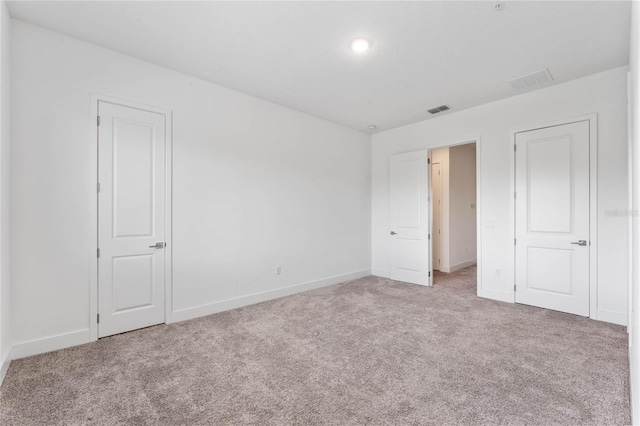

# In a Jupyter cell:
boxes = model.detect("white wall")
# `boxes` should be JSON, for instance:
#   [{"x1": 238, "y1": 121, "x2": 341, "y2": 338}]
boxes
[
  {"x1": 373, "y1": 66, "x2": 629, "y2": 325},
  {"x1": 0, "y1": 0, "x2": 10, "y2": 380},
  {"x1": 10, "y1": 20, "x2": 371, "y2": 356},
  {"x1": 448, "y1": 143, "x2": 477, "y2": 270},
  {"x1": 628, "y1": 0, "x2": 639, "y2": 422}
]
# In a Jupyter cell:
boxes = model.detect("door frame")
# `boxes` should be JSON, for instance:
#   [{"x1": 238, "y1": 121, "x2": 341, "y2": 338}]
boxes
[
  {"x1": 510, "y1": 113, "x2": 598, "y2": 317},
  {"x1": 426, "y1": 137, "x2": 482, "y2": 291},
  {"x1": 88, "y1": 94, "x2": 174, "y2": 341}
]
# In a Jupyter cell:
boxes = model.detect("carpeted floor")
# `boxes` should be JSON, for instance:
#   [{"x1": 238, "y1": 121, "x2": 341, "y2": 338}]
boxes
[{"x1": 0, "y1": 266, "x2": 630, "y2": 425}]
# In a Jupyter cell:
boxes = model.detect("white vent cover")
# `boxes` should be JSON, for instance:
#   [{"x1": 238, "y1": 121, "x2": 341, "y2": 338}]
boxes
[
  {"x1": 509, "y1": 68, "x2": 553, "y2": 90},
  {"x1": 427, "y1": 104, "x2": 451, "y2": 115}
]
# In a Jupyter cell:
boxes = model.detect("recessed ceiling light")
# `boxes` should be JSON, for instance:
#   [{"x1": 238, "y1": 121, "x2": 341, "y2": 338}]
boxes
[
  {"x1": 351, "y1": 39, "x2": 370, "y2": 53},
  {"x1": 368, "y1": 125, "x2": 377, "y2": 131}
]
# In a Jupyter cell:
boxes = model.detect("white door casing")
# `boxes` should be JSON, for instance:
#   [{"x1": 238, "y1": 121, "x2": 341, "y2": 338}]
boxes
[
  {"x1": 390, "y1": 150, "x2": 430, "y2": 286},
  {"x1": 432, "y1": 162, "x2": 442, "y2": 272},
  {"x1": 515, "y1": 120, "x2": 590, "y2": 316},
  {"x1": 98, "y1": 101, "x2": 167, "y2": 337}
]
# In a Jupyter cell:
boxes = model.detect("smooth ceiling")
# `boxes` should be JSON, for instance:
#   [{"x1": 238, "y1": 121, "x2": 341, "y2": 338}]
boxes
[{"x1": 7, "y1": 1, "x2": 631, "y2": 132}]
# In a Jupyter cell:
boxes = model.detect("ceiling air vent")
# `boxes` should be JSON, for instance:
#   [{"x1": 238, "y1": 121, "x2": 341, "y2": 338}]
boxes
[
  {"x1": 427, "y1": 104, "x2": 450, "y2": 115},
  {"x1": 509, "y1": 68, "x2": 553, "y2": 90}
]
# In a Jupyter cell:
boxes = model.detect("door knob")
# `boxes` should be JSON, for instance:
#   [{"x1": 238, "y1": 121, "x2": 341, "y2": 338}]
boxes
[
  {"x1": 149, "y1": 242, "x2": 166, "y2": 249},
  {"x1": 390, "y1": 231, "x2": 397, "y2": 235},
  {"x1": 570, "y1": 240, "x2": 588, "y2": 246}
]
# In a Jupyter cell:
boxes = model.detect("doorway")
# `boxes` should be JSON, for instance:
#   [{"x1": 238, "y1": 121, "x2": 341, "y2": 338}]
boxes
[
  {"x1": 388, "y1": 142, "x2": 480, "y2": 289},
  {"x1": 91, "y1": 96, "x2": 173, "y2": 339},
  {"x1": 430, "y1": 142, "x2": 478, "y2": 286}
]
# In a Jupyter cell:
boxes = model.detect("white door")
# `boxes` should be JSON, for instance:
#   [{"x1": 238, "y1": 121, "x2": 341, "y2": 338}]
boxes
[
  {"x1": 98, "y1": 101, "x2": 167, "y2": 337},
  {"x1": 515, "y1": 120, "x2": 590, "y2": 316},
  {"x1": 390, "y1": 150, "x2": 430, "y2": 286},
  {"x1": 431, "y1": 162, "x2": 442, "y2": 272}
]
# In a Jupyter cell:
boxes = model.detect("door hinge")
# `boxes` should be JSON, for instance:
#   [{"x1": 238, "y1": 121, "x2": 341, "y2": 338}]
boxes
[
  {"x1": 514, "y1": 238, "x2": 516, "y2": 245},
  {"x1": 514, "y1": 284, "x2": 516, "y2": 291},
  {"x1": 97, "y1": 182, "x2": 101, "y2": 193},
  {"x1": 514, "y1": 144, "x2": 517, "y2": 152},
  {"x1": 97, "y1": 248, "x2": 100, "y2": 258},
  {"x1": 428, "y1": 234, "x2": 431, "y2": 240},
  {"x1": 97, "y1": 314, "x2": 100, "y2": 324},
  {"x1": 429, "y1": 271, "x2": 431, "y2": 277},
  {"x1": 97, "y1": 116, "x2": 100, "y2": 126},
  {"x1": 428, "y1": 158, "x2": 431, "y2": 164}
]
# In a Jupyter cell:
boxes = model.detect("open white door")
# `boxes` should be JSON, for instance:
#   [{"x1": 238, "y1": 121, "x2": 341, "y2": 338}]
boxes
[
  {"x1": 98, "y1": 101, "x2": 167, "y2": 337},
  {"x1": 515, "y1": 120, "x2": 590, "y2": 316},
  {"x1": 390, "y1": 150, "x2": 430, "y2": 286}
]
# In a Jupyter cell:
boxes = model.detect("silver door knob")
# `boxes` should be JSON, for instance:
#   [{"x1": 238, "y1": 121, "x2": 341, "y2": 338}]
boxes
[
  {"x1": 390, "y1": 231, "x2": 397, "y2": 235},
  {"x1": 570, "y1": 240, "x2": 587, "y2": 246},
  {"x1": 149, "y1": 242, "x2": 166, "y2": 249}
]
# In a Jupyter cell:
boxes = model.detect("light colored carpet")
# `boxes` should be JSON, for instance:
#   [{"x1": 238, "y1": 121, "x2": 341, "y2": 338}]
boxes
[{"x1": 0, "y1": 266, "x2": 630, "y2": 425}]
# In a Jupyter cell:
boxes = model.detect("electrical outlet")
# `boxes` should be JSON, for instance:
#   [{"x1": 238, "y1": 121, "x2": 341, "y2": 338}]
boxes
[
  {"x1": 495, "y1": 269, "x2": 502, "y2": 277},
  {"x1": 275, "y1": 265, "x2": 282, "y2": 275}
]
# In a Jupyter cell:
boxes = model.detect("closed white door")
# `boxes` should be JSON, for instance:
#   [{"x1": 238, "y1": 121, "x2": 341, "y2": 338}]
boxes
[
  {"x1": 515, "y1": 120, "x2": 590, "y2": 316},
  {"x1": 431, "y1": 163, "x2": 442, "y2": 271},
  {"x1": 98, "y1": 101, "x2": 167, "y2": 337},
  {"x1": 390, "y1": 150, "x2": 430, "y2": 286}
]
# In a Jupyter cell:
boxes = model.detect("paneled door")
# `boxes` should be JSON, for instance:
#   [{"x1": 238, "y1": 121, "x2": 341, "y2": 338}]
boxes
[
  {"x1": 515, "y1": 120, "x2": 590, "y2": 316},
  {"x1": 390, "y1": 150, "x2": 430, "y2": 286},
  {"x1": 98, "y1": 101, "x2": 167, "y2": 337},
  {"x1": 431, "y1": 162, "x2": 442, "y2": 272}
]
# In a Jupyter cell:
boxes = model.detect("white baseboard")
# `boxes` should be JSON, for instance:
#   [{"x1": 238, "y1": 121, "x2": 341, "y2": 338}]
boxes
[
  {"x1": 371, "y1": 269, "x2": 390, "y2": 278},
  {"x1": 478, "y1": 287, "x2": 514, "y2": 303},
  {"x1": 171, "y1": 269, "x2": 371, "y2": 323},
  {"x1": 596, "y1": 308, "x2": 628, "y2": 326},
  {"x1": 6, "y1": 271, "x2": 371, "y2": 362},
  {"x1": 11, "y1": 329, "x2": 91, "y2": 360},
  {"x1": 0, "y1": 349, "x2": 10, "y2": 387},
  {"x1": 440, "y1": 259, "x2": 478, "y2": 273}
]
